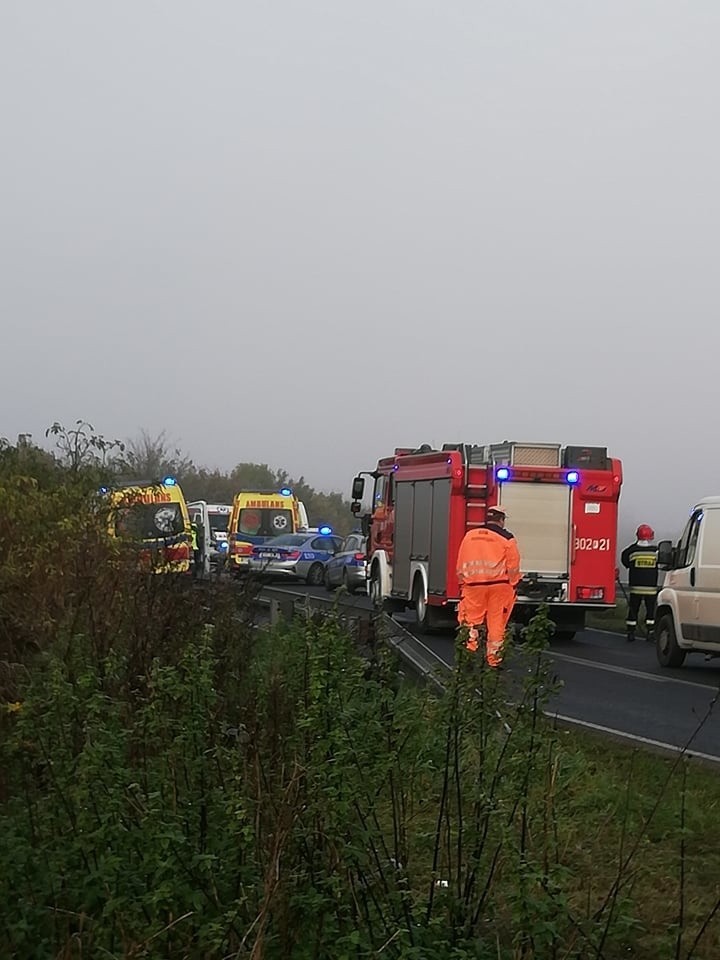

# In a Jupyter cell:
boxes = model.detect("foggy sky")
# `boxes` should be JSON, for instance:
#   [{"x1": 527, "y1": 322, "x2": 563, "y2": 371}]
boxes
[{"x1": 2, "y1": 1, "x2": 719, "y2": 544}]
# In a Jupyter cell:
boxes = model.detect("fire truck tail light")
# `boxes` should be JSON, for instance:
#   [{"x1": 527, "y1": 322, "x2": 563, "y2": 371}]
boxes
[
  {"x1": 567, "y1": 471, "x2": 580, "y2": 485},
  {"x1": 577, "y1": 586, "x2": 604, "y2": 601},
  {"x1": 496, "y1": 467, "x2": 510, "y2": 482}
]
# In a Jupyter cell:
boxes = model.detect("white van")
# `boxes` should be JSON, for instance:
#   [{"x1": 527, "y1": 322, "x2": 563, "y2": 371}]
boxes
[{"x1": 655, "y1": 497, "x2": 720, "y2": 667}]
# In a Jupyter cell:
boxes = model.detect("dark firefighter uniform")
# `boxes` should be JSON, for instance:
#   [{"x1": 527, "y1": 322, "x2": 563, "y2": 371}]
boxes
[{"x1": 620, "y1": 524, "x2": 658, "y2": 642}]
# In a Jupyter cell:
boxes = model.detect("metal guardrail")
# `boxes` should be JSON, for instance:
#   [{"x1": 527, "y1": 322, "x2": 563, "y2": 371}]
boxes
[{"x1": 255, "y1": 586, "x2": 451, "y2": 693}]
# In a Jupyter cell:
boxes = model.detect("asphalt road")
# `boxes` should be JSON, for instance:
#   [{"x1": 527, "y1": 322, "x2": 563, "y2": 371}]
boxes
[{"x1": 262, "y1": 583, "x2": 720, "y2": 763}]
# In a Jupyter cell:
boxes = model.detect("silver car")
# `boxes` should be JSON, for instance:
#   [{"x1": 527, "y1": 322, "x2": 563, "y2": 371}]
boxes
[
  {"x1": 249, "y1": 532, "x2": 344, "y2": 585},
  {"x1": 324, "y1": 533, "x2": 368, "y2": 594}
]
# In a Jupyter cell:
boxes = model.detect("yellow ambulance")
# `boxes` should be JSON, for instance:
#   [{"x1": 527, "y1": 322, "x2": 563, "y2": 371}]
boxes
[
  {"x1": 227, "y1": 487, "x2": 309, "y2": 574},
  {"x1": 104, "y1": 476, "x2": 193, "y2": 574}
]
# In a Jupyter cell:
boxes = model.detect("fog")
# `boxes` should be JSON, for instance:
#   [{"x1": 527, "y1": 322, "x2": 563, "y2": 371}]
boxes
[{"x1": 2, "y1": 1, "x2": 719, "y2": 546}]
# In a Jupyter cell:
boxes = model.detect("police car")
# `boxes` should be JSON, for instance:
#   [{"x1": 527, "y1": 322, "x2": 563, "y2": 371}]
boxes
[{"x1": 248, "y1": 527, "x2": 343, "y2": 585}]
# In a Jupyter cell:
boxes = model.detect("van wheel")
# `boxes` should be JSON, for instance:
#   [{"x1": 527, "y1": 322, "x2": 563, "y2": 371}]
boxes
[
  {"x1": 307, "y1": 563, "x2": 324, "y2": 587},
  {"x1": 413, "y1": 579, "x2": 437, "y2": 634},
  {"x1": 656, "y1": 614, "x2": 686, "y2": 668}
]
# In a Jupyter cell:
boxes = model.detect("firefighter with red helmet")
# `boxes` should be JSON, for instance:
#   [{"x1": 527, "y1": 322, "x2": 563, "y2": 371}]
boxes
[
  {"x1": 621, "y1": 524, "x2": 659, "y2": 642},
  {"x1": 456, "y1": 505, "x2": 522, "y2": 668}
]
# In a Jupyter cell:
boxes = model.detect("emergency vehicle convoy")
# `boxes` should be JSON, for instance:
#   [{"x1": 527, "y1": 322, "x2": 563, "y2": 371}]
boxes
[
  {"x1": 103, "y1": 476, "x2": 193, "y2": 575},
  {"x1": 227, "y1": 488, "x2": 310, "y2": 575},
  {"x1": 350, "y1": 441, "x2": 623, "y2": 638}
]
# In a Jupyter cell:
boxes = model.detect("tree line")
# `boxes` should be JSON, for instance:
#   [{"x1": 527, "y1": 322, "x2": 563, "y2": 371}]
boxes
[{"x1": 1, "y1": 422, "x2": 356, "y2": 535}]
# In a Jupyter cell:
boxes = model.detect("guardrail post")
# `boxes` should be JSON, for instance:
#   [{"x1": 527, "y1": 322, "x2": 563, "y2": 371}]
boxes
[{"x1": 269, "y1": 597, "x2": 295, "y2": 625}]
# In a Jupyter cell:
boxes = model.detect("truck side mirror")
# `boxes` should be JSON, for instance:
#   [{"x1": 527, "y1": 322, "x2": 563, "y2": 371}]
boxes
[
  {"x1": 350, "y1": 502, "x2": 361, "y2": 515},
  {"x1": 657, "y1": 540, "x2": 674, "y2": 569},
  {"x1": 351, "y1": 476, "x2": 365, "y2": 501}
]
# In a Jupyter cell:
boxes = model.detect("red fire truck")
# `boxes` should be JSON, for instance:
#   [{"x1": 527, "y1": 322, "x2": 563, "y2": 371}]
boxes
[{"x1": 350, "y1": 441, "x2": 623, "y2": 638}]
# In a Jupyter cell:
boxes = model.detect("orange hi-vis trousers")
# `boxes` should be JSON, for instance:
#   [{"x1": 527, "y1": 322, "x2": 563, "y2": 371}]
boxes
[{"x1": 458, "y1": 582, "x2": 516, "y2": 667}]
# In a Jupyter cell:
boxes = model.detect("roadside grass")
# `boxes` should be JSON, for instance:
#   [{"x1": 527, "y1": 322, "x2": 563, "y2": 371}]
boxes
[
  {"x1": 586, "y1": 596, "x2": 631, "y2": 635},
  {"x1": 545, "y1": 727, "x2": 720, "y2": 960},
  {"x1": 3, "y1": 591, "x2": 720, "y2": 959}
]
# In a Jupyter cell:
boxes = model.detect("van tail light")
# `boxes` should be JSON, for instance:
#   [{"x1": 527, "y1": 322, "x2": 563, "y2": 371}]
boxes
[
  {"x1": 165, "y1": 543, "x2": 190, "y2": 563},
  {"x1": 577, "y1": 586, "x2": 604, "y2": 601}
]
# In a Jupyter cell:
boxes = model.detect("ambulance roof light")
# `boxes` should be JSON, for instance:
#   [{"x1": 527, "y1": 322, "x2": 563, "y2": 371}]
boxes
[
  {"x1": 567, "y1": 471, "x2": 580, "y2": 485},
  {"x1": 496, "y1": 467, "x2": 510, "y2": 482},
  {"x1": 280, "y1": 487, "x2": 292, "y2": 496},
  {"x1": 163, "y1": 476, "x2": 177, "y2": 486}
]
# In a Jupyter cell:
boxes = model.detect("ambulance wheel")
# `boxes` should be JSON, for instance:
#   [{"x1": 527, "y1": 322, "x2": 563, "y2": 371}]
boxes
[
  {"x1": 413, "y1": 579, "x2": 437, "y2": 634},
  {"x1": 656, "y1": 614, "x2": 686, "y2": 668},
  {"x1": 306, "y1": 563, "x2": 325, "y2": 587}
]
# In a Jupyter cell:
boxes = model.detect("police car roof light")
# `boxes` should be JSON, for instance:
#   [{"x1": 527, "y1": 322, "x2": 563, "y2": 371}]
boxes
[
  {"x1": 163, "y1": 476, "x2": 177, "y2": 486},
  {"x1": 496, "y1": 467, "x2": 510, "y2": 482},
  {"x1": 566, "y1": 471, "x2": 580, "y2": 485},
  {"x1": 319, "y1": 525, "x2": 333, "y2": 535}
]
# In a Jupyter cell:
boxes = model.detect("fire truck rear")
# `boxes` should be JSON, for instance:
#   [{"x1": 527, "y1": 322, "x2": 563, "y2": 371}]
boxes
[{"x1": 350, "y1": 442, "x2": 623, "y2": 638}]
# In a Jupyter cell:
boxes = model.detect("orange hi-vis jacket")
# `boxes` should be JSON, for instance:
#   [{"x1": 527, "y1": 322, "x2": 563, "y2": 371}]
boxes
[{"x1": 456, "y1": 523, "x2": 522, "y2": 588}]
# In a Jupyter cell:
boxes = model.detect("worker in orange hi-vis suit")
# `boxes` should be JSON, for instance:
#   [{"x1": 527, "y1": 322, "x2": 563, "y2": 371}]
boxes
[{"x1": 456, "y1": 504, "x2": 522, "y2": 668}]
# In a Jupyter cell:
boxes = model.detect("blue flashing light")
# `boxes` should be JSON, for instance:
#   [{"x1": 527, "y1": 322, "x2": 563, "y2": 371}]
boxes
[
  {"x1": 496, "y1": 467, "x2": 510, "y2": 482},
  {"x1": 319, "y1": 525, "x2": 333, "y2": 536},
  {"x1": 279, "y1": 487, "x2": 292, "y2": 497},
  {"x1": 566, "y1": 471, "x2": 580, "y2": 485},
  {"x1": 99, "y1": 486, "x2": 109, "y2": 495},
  {"x1": 163, "y1": 476, "x2": 177, "y2": 486}
]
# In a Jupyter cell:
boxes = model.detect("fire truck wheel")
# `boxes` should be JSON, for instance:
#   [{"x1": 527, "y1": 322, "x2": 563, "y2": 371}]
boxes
[
  {"x1": 413, "y1": 579, "x2": 437, "y2": 633},
  {"x1": 656, "y1": 614, "x2": 686, "y2": 668},
  {"x1": 369, "y1": 567, "x2": 383, "y2": 608},
  {"x1": 306, "y1": 563, "x2": 325, "y2": 587}
]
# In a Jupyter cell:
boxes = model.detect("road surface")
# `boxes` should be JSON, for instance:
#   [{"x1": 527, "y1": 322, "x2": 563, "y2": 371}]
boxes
[{"x1": 260, "y1": 583, "x2": 720, "y2": 763}]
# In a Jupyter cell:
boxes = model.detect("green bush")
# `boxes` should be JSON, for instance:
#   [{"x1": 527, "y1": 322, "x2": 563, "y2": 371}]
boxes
[{"x1": 0, "y1": 596, "x2": 649, "y2": 958}]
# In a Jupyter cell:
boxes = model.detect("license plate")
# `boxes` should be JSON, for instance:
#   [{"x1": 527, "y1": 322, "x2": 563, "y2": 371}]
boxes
[{"x1": 258, "y1": 551, "x2": 281, "y2": 560}]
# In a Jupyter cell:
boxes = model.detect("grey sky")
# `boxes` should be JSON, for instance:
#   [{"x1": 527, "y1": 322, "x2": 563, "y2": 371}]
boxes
[{"x1": 2, "y1": 1, "x2": 719, "y2": 542}]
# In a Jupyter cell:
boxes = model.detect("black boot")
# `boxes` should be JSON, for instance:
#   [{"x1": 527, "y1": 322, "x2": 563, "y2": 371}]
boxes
[{"x1": 626, "y1": 630, "x2": 635, "y2": 643}]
